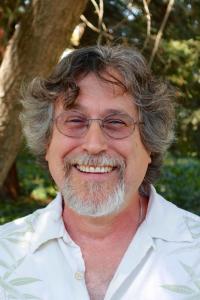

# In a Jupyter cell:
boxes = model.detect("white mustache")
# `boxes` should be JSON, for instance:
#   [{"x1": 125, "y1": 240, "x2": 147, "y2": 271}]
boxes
[{"x1": 63, "y1": 153, "x2": 125, "y2": 175}]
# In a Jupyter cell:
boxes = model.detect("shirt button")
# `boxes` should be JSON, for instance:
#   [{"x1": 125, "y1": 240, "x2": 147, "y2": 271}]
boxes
[{"x1": 74, "y1": 271, "x2": 84, "y2": 280}]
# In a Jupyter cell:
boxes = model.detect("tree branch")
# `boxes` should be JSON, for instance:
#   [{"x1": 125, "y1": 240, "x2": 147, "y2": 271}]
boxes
[
  {"x1": 97, "y1": 0, "x2": 104, "y2": 44},
  {"x1": 80, "y1": 14, "x2": 113, "y2": 40},
  {"x1": 80, "y1": 14, "x2": 99, "y2": 33},
  {"x1": 89, "y1": 0, "x2": 107, "y2": 44},
  {"x1": 81, "y1": 0, "x2": 113, "y2": 43},
  {"x1": 149, "y1": 0, "x2": 175, "y2": 67},
  {"x1": 142, "y1": 0, "x2": 151, "y2": 51}
]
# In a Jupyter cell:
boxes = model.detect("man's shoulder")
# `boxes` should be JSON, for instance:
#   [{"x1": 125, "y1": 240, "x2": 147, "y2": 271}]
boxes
[
  {"x1": 0, "y1": 211, "x2": 35, "y2": 231},
  {"x1": 0, "y1": 204, "x2": 47, "y2": 232},
  {"x1": 0, "y1": 206, "x2": 47, "y2": 260},
  {"x1": 149, "y1": 188, "x2": 200, "y2": 245},
  {"x1": 179, "y1": 206, "x2": 200, "y2": 240},
  {"x1": 164, "y1": 196, "x2": 200, "y2": 246},
  {"x1": 163, "y1": 195, "x2": 200, "y2": 222},
  {"x1": 163, "y1": 195, "x2": 200, "y2": 232},
  {"x1": 0, "y1": 194, "x2": 62, "y2": 259},
  {"x1": 0, "y1": 206, "x2": 51, "y2": 300}
]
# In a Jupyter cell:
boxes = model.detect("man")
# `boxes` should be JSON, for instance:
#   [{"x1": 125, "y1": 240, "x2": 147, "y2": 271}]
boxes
[{"x1": 0, "y1": 45, "x2": 199, "y2": 300}]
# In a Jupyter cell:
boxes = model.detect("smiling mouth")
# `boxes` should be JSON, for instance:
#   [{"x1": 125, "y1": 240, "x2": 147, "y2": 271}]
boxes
[{"x1": 74, "y1": 164, "x2": 115, "y2": 173}]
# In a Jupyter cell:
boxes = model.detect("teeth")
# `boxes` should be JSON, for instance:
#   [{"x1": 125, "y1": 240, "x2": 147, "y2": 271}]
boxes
[{"x1": 76, "y1": 165, "x2": 113, "y2": 173}]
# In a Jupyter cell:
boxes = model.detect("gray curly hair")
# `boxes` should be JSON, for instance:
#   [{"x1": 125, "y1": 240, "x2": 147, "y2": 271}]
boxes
[{"x1": 20, "y1": 45, "x2": 175, "y2": 196}]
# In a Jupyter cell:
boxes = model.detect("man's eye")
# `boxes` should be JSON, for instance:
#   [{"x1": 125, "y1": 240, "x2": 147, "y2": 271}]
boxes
[
  {"x1": 62, "y1": 117, "x2": 86, "y2": 129},
  {"x1": 105, "y1": 119, "x2": 127, "y2": 126},
  {"x1": 65, "y1": 117, "x2": 85, "y2": 123}
]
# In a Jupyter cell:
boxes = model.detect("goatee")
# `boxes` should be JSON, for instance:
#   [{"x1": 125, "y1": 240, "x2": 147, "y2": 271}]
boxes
[{"x1": 61, "y1": 153, "x2": 126, "y2": 217}]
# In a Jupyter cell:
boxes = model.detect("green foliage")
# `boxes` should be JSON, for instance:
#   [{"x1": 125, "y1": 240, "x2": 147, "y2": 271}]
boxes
[
  {"x1": 156, "y1": 156, "x2": 200, "y2": 214},
  {"x1": 154, "y1": 39, "x2": 200, "y2": 158},
  {"x1": 16, "y1": 147, "x2": 56, "y2": 200},
  {"x1": 0, "y1": 148, "x2": 56, "y2": 225}
]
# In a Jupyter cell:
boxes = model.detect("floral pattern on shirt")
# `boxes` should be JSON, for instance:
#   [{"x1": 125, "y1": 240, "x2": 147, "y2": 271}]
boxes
[
  {"x1": 0, "y1": 214, "x2": 42, "y2": 300},
  {"x1": 161, "y1": 217, "x2": 200, "y2": 299}
]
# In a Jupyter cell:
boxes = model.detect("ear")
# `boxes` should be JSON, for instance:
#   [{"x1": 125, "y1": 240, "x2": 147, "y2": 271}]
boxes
[
  {"x1": 45, "y1": 143, "x2": 50, "y2": 161},
  {"x1": 148, "y1": 152, "x2": 152, "y2": 164},
  {"x1": 45, "y1": 152, "x2": 49, "y2": 161}
]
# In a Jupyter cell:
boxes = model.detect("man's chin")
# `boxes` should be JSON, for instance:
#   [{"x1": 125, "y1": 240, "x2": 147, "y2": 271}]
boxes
[{"x1": 61, "y1": 180, "x2": 125, "y2": 217}]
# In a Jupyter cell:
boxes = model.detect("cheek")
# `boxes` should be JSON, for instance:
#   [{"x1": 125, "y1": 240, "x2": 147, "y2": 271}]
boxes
[
  {"x1": 46, "y1": 148, "x2": 65, "y2": 188},
  {"x1": 124, "y1": 140, "x2": 151, "y2": 181},
  {"x1": 45, "y1": 134, "x2": 84, "y2": 188},
  {"x1": 46, "y1": 131, "x2": 79, "y2": 161}
]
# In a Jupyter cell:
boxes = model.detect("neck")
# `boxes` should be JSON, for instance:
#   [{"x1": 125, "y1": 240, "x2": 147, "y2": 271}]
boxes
[
  {"x1": 62, "y1": 194, "x2": 148, "y2": 300},
  {"x1": 62, "y1": 194, "x2": 148, "y2": 244}
]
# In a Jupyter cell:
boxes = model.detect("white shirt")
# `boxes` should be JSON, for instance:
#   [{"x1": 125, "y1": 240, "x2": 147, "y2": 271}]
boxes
[{"x1": 0, "y1": 187, "x2": 200, "y2": 300}]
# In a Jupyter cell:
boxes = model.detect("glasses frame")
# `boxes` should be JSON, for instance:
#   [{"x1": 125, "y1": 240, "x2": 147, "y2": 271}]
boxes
[{"x1": 54, "y1": 111, "x2": 144, "y2": 140}]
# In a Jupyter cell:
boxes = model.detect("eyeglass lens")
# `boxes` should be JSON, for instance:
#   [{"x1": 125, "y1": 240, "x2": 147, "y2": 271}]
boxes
[{"x1": 55, "y1": 111, "x2": 135, "y2": 139}]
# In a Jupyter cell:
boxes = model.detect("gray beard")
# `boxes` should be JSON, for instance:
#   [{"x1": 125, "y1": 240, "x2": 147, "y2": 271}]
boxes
[{"x1": 61, "y1": 178, "x2": 125, "y2": 217}]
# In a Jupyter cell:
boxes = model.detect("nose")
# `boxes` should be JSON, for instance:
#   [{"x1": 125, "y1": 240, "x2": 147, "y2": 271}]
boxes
[{"x1": 81, "y1": 120, "x2": 108, "y2": 154}]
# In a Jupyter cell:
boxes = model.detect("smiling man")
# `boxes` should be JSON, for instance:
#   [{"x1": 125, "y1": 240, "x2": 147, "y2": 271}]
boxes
[{"x1": 0, "y1": 45, "x2": 200, "y2": 300}]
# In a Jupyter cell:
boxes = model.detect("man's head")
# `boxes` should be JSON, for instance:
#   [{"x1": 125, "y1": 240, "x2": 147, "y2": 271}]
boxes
[{"x1": 20, "y1": 45, "x2": 175, "y2": 216}]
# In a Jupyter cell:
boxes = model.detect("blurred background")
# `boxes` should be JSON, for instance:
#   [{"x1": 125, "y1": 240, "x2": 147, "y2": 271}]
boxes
[{"x1": 0, "y1": 0, "x2": 199, "y2": 224}]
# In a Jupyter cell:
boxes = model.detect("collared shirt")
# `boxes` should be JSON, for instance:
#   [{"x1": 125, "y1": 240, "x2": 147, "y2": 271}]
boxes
[{"x1": 0, "y1": 187, "x2": 200, "y2": 300}]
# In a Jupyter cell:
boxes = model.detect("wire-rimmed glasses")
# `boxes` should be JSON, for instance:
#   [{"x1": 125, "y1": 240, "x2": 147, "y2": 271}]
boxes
[{"x1": 54, "y1": 111, "x2": 143, "y2": 140}]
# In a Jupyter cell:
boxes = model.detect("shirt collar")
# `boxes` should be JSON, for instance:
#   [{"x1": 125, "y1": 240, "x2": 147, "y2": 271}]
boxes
[
  {"x1": 30, "y1": 193, "x2": 65, "y2": 253},
  {"x1": 144, "y1": 186, "x2": 193, "y2": 243},
  {"x1": 30, "y1": 186, "x2": 193, "y2": 253}
]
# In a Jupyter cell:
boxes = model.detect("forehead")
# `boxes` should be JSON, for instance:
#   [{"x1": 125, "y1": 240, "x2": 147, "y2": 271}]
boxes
[{"x1": 56, "y1": 72, "x2": 138, "y2": 117}]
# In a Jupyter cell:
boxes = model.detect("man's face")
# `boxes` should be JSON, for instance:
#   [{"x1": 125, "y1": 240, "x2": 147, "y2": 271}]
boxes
[{"x1": 45, "y1": 72, "x2": 151, "y2": 216}]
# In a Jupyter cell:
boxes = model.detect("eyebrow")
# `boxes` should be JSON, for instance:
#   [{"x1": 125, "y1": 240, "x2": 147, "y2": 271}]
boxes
[{"x1": 69, "y1": 104, "x2": 130, "y2": 116}]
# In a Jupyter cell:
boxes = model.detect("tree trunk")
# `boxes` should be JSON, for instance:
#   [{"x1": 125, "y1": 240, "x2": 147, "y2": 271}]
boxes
[
  {"x1": 1, "y1": 161, "x2": 20, "y2": 199},
  {"x1": 0, "y1": 0, "x2": 88, "y2": 187}
]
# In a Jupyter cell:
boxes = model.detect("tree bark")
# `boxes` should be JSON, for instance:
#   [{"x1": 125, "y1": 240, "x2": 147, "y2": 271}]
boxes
[
  {"x1": 1, "y1": 162, "x2": 20, "y2": 199},
  {"x1": 0, "y1": 0, "x2": 88, "y2": 187}
]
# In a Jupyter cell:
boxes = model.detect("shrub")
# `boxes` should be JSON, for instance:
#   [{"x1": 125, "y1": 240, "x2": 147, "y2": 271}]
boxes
[{"x1": 156, "y1": 157, "x2": 200, "y2": 215}]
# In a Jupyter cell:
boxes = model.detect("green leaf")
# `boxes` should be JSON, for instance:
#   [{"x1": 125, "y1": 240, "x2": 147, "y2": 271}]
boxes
[
  {"x1": 161, "y1": 284, "x2": 195, "y2": 295},
  {"x1": 14, "y1": 257, "x2": 26, "y2": 269},
  {"x1": 5, "y1": 237, "x2": 24, "y2": 243},
  {"x1": 7, "y1": 231, "x2": 27, "y2": 237},
  {"x1": 171, "y1": 242, "x2": 200, "y2": 254},
  {"x1": 3, "y1": 270, "x2": 12, "y2": 280},
  {"x1": 190, "y1": 223, "x2": 200, "y2": 230},
  {"x1": 193, "y1": 280, "x2": 200, "y2": 290},
  {"x1": 0, "y1": 259, "x2": 11, "y2": 270},
  {"x1": 179, "y1": 262, "x2": 200, "y2": 290},
  {"x1": 180, "y1": 262, "x2": 196, "y2": 278},
  {"x1": 9, "y1": 277, "x2": 41, "y2": 286},
  {"x1": 0, "y1": 277, "x2": 21, "y2": 296},
  {"x1": 0, "y1": 240, "x2": 14, "y2": 259},
  {"x1": 192, "y1": 233, "x2": 200, "y2": 239},
  {"x1": 3, "y1": 257, "x2": 26, "y2": 280}
]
